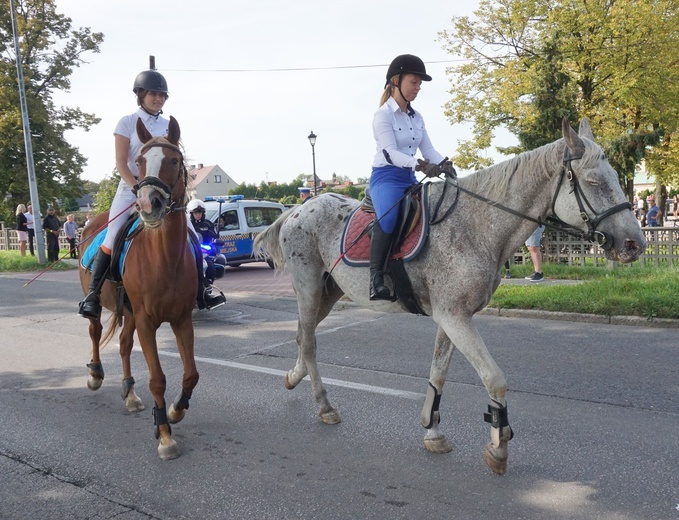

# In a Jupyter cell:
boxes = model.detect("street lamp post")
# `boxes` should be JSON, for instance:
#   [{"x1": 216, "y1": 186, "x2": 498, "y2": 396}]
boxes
[{"x1": 308, "y1": 131, "x2": 317, "y2": 196}]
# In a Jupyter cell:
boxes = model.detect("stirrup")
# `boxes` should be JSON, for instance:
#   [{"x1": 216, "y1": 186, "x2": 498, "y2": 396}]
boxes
[
  {"x1": 200, "y1": 286, "x2": 226, "y2": 310},
  {"x1": 78, "y1": 292, "x2": 102, "y2": 319},
  {"x1": 370, "y1": 272, "x2": 397, "y2": 301}
]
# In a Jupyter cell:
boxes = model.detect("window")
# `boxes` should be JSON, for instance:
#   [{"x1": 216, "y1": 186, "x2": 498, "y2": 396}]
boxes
[
  {"x1": 219, "y1": 211, "x2": 239, "y2": 231},
  {"x1": 244, "y1": 207, "x2": 283, "y2": 227},
  {"x1": 214, "y1": 175, "x2": 222, "y2": 183}
]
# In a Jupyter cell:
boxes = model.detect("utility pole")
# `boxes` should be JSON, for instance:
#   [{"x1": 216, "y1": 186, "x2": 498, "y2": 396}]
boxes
[{"x1": 10, "y1": 0, "x2": 46, "y2": 263}]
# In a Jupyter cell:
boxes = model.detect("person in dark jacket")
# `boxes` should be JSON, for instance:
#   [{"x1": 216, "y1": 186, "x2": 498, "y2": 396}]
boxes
[
  {"x1": 43, "y1": 205, "x2": 61, "y2": 262},
  {"x1": 15, "y1": 204, "x2": 28, "y2": 257},
  {"x1": 187, "y1": 199, "x2": 226, "y2": 308}
]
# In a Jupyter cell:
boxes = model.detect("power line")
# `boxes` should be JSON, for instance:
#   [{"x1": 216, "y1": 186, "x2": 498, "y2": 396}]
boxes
[{"x1": 165, "y1": 59, "x2": 462, "y2": 73}]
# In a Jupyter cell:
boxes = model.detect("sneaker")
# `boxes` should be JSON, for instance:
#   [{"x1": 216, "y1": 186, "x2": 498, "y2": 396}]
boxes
[
  {"x1": 504, "y1": 271, "x2": 511, "y2": 279},
  {"x1": 524, "y1": 272, "x2": 544, "y2": 282}
]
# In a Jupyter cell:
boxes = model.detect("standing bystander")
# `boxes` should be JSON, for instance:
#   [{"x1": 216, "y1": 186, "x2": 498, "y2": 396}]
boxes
[
  {"x1": 25, "y1": 204, "x2": 35, "y2": 256},
  {"x1": 15, "y1": 204, "x2": 28, "y2": 256},
  {"x1": 646, "y1": 196, "x2": 662, "y2": 227},
  {"x1": 524, "y1": 225, "x2": 545, "y2": 282},
  {"x1": 42, "y1": 205, "x2": 61, "y2": 262},
  {"x1": 63, "y1": 214, "x2": 78, "y2": 259},
  {"x1": 299, "y1": 187, "x2": 312, "y2": 204}
]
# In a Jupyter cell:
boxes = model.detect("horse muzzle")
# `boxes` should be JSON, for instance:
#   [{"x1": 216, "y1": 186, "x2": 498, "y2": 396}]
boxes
[
  {"x1": 135, "y1": 184, "x2": 170, "y2": 226},
  {"x1": 602, "y1": 229, "x2": 646, "y2": 263}
]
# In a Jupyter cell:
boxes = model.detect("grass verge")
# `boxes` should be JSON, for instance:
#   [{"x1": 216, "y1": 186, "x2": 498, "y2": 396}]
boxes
[
  {"x1": 494, "y1": 264, "x2": 679, "y2": 319},
  {"x1": 0, "y1": 251, "x2": 77, "y2": 271}
]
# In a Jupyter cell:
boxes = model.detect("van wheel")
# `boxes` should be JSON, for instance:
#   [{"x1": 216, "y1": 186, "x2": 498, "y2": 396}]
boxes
[{"x1": 266, "y1": 259, "x2": 275, "y2": 269}]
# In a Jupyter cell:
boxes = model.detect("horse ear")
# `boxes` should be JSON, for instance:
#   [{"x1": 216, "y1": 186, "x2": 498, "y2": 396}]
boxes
[
  {"x1": 578, "y1": 117, "x2": 595, "y2": 141},
  {"x1": 168, "y1": 116, "x2": 181, "y2": 145},
  {"x1": 562, "y1": 117, "x2": 585, "y2": 156},
  {"x1": 136, "y1": 118, "x2": 152, "y2": 144}
]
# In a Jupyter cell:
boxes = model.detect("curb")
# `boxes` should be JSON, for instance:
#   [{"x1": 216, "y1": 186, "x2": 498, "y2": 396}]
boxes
[{"x1": 479, "y1": 307, "x2": 679, "y2": 328}]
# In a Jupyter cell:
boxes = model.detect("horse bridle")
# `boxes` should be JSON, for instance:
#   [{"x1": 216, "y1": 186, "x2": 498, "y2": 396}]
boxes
[
  {"x1": 547, "y1": 148, "x2": 633, "y2": 250},
  {"x1": 433, "y1": 147, "x2": 633, "y2": 251},
  {"x1": 136, "y1": 141, "x2": 188, "y2": 213}
]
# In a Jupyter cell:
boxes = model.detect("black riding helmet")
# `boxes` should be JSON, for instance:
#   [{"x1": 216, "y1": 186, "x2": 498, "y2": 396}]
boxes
[
  {"x1": 384, "y1": 54, "x2": 432, "y2": 88},
  {"x1": 133, "y1": 69, "x2": 169, "y2": 94}
]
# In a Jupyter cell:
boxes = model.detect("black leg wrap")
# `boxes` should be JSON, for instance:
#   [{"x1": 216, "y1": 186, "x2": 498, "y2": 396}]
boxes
[
  {"x1": 421, "y1": 382, "x2": 442, "y2": 429},
  {"x1": 153, "y1": 404, "x2": 171, "y2": 440},
  {"x1": 483, "y1": 403, "x2": 509, "y2": 428},
  {"x1": 483, "y1": 403, "x2": 514, "y2": 440},
  {"x1": 121, "y1": 376, "x2": 135, "y2": 400},
  {"x1": 86, "y1": 362, "x2": 104, "y2": 380},
  {"x1": 173, "y1": 390, "x2": 190, "y2": 411}
]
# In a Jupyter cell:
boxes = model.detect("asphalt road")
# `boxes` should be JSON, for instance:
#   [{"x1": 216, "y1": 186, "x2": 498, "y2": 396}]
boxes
[{"x1": 0, "y1": 264, "x2": 677, "y2": 520}]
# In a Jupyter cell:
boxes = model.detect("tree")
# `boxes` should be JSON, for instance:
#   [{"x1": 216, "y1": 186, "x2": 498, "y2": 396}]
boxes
[
  {"x1": 93, "y1": 171, "x2": 119, "y2": 213},
  {"x1": 0, "y1": 0, "x2": 103, "y2": 222},
  {"x1": 439, "y1": 0, "x2": 679, "y2": 183}
]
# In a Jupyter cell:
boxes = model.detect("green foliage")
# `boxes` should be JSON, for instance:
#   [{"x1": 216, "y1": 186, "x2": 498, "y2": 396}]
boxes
[
  {"x1": 93, "y1": 171, "x2": 120, "y2": 213},
  {"x1": 0, "y1": 0, "x2": 103, "y2": 222},
  {"x1": 439, "y1": 0, "x2": 679, "y2": 180}
]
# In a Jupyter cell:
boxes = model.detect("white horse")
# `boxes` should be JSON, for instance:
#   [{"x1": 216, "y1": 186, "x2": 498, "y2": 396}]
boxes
[{"x1": 254, "y1": 118, "x2": 645, "y2": 475}]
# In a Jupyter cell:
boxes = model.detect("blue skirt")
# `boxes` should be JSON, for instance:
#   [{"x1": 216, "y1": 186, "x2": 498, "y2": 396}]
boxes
[{"x1": 369, "y1": 165, "x2": 416, "y2": 234}]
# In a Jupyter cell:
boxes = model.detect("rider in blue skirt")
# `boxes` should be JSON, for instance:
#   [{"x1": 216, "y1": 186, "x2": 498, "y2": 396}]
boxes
[{"x1": 369, "y1": 54, "x2": 455, "y2": 301}]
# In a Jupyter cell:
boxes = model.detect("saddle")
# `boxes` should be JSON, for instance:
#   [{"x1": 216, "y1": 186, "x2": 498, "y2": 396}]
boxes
[
  {"x1": 340, "y1": 184, "x2": 429, "y2": 266},
  {"x1": 80, "y1": 215, "x2": 202, "y2": 322},
  {"x1": 340, "y1": 184, "x2": 430, "y2": 315}
]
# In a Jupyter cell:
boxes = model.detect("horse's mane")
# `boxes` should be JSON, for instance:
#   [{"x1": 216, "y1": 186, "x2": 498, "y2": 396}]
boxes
[{"x1": 456, "y1": 136, "x2": 602, "y2": 201}]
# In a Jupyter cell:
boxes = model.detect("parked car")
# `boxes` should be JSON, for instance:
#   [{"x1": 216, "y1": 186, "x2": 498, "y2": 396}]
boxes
[{"x1": 201, "y1": 195, "x2": 285, "y2": 268}]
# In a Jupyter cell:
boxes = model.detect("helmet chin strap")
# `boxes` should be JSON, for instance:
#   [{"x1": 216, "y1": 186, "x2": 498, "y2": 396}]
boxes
[
  {"x1": 141, "y1": 105, "x2": 163, "y2": 117},
  {"x1": 392, "y1": 76, "x2": 415, "y2": 116}
]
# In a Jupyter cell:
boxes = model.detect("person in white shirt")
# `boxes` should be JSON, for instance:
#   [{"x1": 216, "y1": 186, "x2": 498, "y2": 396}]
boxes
[
  {"x1": 79, "y1": 68, "x2": 225, "y2": 319},
  {"x1": 368, "y1": 54, "x2": 455, "y2": 301},
  {"x1": 24, "y1": 204, "x2": 35, "y2": 256}
]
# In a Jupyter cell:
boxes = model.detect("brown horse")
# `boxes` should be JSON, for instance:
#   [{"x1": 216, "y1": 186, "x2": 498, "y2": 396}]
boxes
[{"x1": 79, "y1": 116, "x2": 199, "y2": 460}]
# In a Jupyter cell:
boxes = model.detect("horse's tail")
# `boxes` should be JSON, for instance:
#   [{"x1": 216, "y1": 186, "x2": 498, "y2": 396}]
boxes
[
  {"x1": 253, "y1": 207, "x2": 295, "y2": 270},
  {"x1": 99, "y1": 312, "x2": 119, "y2": 349}
]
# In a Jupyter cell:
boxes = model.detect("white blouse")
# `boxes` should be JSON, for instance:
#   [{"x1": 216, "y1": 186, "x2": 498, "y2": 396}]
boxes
[{"x1": 372, "y1": 96, "x2": 444, "y2": 170}]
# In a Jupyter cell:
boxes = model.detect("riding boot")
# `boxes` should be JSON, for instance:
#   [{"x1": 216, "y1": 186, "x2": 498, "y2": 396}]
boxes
[
  {"x1": 196, "y1": 264, "x2": 226, "y2": 310},
  {"x1": 369, "y1": 223, "x2": 396, "y2": 301},
  {"x1": 78, "y1": 250, "x2": 111, "y2": 319}
]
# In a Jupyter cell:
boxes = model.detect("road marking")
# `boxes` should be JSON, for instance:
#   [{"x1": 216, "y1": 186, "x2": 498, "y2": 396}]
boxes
[{"x1": 141, "y1": 347, "x2": 424, "y2": 401}]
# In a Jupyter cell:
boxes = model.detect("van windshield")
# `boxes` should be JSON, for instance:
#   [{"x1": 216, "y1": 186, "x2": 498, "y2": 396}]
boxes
[{"x1": 244, "y1": 207, "x2": 282, "y2": 228}]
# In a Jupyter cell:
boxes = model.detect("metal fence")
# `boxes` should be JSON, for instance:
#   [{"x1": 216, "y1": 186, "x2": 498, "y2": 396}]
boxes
[{"x1": 1, "y1": 221, "x2": 677, "y2": 267}]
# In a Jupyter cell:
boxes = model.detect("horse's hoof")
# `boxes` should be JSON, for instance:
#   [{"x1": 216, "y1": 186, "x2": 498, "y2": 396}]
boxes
[
  {"x1": 157, "y1": 439, "x2": 180, "y2": 461},
  {"x1": 125, "y1": 397, "x2": 145, "y2": 413},
  {"x1": 284, "y1": 373, "x2": 297, "y2": 390},
  {"x1": 87, "y1": 376, "x2": 103, "y2": 391},
  {"x1": 484, "y1": 442, "x2": 508, "y2": 475},
  {"x1": 167, "y1": 404, "x2": 186, "y2": 424},
  {"x1": 320, "y1": 409, "x2": 341, "y2": 425},
  {"x1": 424, "y1": 435, "x2": 452, "y2": 454}
]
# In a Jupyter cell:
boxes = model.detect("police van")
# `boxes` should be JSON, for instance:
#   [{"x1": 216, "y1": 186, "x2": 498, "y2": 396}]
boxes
[{"x1": 201, "y1": 195, "x2": 285, "y2": 267}]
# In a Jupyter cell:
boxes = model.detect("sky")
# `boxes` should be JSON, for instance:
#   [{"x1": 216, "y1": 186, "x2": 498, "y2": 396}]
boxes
[{"x1": 50, "y1": 0, "x2": 515, "y2": 187}]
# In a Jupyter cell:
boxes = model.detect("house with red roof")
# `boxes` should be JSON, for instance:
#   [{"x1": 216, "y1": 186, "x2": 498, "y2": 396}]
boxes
[{"x1": 187, "y1": 164, "x2": 238, "y2": 200}]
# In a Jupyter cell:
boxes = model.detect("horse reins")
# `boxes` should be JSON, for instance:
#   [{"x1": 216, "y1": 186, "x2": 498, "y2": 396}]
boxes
[{"x1": 433, "y1": 148, "x2": 633, "y2": 250}]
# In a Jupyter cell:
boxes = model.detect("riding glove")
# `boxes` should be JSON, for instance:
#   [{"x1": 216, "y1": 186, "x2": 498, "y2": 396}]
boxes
[{"x1": 416, "y1": 159, "x2": 441, "y2": 178}]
